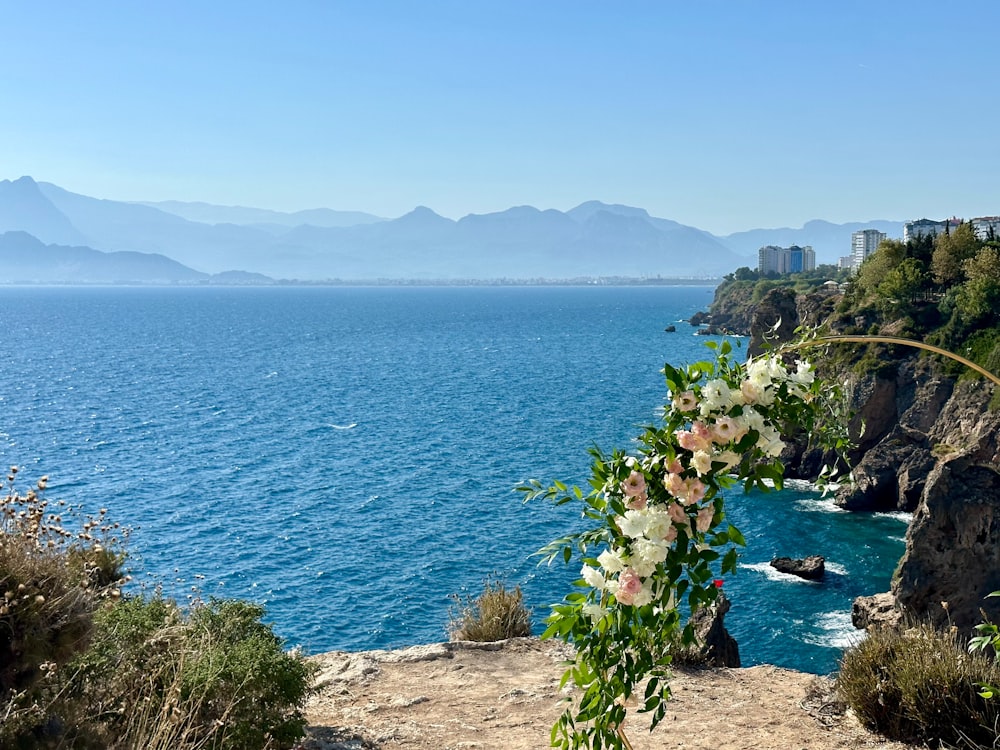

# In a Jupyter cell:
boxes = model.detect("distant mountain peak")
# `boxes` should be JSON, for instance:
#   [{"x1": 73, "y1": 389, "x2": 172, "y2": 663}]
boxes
[{"x1": 567, "y1": 200, "x2": 652, "y2": 223}]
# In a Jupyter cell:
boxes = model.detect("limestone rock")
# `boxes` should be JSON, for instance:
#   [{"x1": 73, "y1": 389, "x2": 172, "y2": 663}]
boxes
[
  {"x1": 892, "y1": 455, "x2": 1000, "y2": 631},
  {"x1": 770, "y1": 556, "x2": 825, "y2": 581},
  {"x1": 687, "y1": 592, "x2": 740, "y2": 667},
  {"x1": 852, "y1": 592, "x2": 901, "y2": 630}
]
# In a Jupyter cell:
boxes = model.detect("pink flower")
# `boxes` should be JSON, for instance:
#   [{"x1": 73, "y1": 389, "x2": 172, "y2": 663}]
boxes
[
  {"x1": 622, "y1": 471, "x2": 646, "y2": 498},
  {"x1": 711, "y1": 416, "x2": 747, "y2": 445},
  {"x1": 667, "y1": 502, "x2": 687, "y2": 524},
  {"x1": 681, "y1": 477, "x2": 707, "y2": 505},
  {"x1": 626, "y1": 493, "x2": 648, "y2": 511},
  {"x1": 663, "y1": 472, "x2": 685, "y2": 498},
  {"x1": 616, "y1": 568, "x2": 643, "y2": 605},
  {"x1": 695, "y1": 506, "x2": 714, "y2": 533},
  {"x1": 664, "y1": 457, "x2": 683, "y2": 475},
  {"x1": 676, "y1": 423, "x2": 712, "y2": 454},
  {"x1": 672, "y1": 390, "x2": 698, "y2": 412}
]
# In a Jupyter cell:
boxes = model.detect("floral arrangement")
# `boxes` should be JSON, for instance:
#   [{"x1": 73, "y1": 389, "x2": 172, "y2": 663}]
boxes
[{"x1": 519, "y1": 339, "x2": 850, "y2": 749}]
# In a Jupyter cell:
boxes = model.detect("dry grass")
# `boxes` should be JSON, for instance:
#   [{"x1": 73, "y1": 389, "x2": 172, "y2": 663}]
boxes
[
  {"x1": 837, "y1": 622, "x2": 1000, "y2": 747},
  {"x1": 448, "y1": 577, "x2": 532, "y2": 642}
]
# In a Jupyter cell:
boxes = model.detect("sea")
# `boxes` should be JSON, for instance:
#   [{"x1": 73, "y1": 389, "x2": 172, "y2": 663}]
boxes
[{"x1": 0, "y1": 285, "x2": 908, "y2": 675}]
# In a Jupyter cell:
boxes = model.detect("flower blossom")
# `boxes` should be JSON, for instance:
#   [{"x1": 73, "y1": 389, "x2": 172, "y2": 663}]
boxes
[
  {"x1": 617, "y1": 509, "x2": 648, "y2": 539},
  {"x1": 672, "y1": 390, "x2": 698, "y2": 412},
  {"x1": 622, "y1": 471, "x2": 647, "y2": 508},
  {"x1": 667, "y1": 501, "x2": 687, "y2": 524},
  {"x1": 699, "y1": 379, "x2": 732, "y2": 415},
  {"x1": 597, "y1": 548, "x2": 625, "y2": 574},
  {"x1": 666, "y1": 476, "x2": 707, "y2": 506},
  {"x1": 695, "y1": 506, "x2": 715, "y2": 533},
  {"x1": 663, "y1": 457, "x2": 683, "y2": 474},
  {"x1": 690, "y1": 450, "x2": 713, "y2": 476},
  {"x1": 615, "y1": 568, "x2": 651, "y2": 606},
  {"x1": 676, "y1": 421, "x2": 712, "y2": 453},
  {"x1": 581, "y1": 564, "x2": 607, "y2": 590},
  {"x1": 711, "y1": 416, "x2": 747, "y2": 445}
]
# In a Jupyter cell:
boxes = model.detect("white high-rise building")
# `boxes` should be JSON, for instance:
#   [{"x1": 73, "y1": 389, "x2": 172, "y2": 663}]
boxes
[
  {"x1": 971, "y1": 216, "x2": 1000, "y2": 240},
  {"x1": 757, "y1": 245, "x2": 816, "y2": 275},
  {"x1": 851, "y1": 229, "x2": 886, "y2": 269},
  {"x1": 903, "y1": 218, "x2": 962, "y2": 243}
]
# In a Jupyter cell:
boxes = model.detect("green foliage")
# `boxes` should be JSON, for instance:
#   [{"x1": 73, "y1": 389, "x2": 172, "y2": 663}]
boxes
[
  {"x1": 838, "y1": 623, "x2": 1000, "y2": 747},
  {"x1": 1, "y1": 470, "x2": 126, "y2": 746},
  {"x1": 520, "y1": 339, "x2": 850, "y2": 749},
  {"x1": 448, "y1": 576, "x2": 532, "y2": 642},
  {"x1": 932, "y1": 222, "x2": 981, "y2": 286},
  {"x1": 0, "y1": 471, "x2": 313, "y2": 750},
  {"x1": 67, "y1": 596, "x2": 314, "y2": 750}
]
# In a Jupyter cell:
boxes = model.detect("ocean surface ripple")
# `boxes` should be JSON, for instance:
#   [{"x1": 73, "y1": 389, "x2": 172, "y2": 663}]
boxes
[{"x1": 0, "y1": 286, "x2": 905, "y2": 674}]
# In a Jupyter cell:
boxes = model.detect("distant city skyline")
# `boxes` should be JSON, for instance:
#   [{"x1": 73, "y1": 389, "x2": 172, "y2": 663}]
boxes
[{"x1": 2, "y1": 2, "x2": 998, "y2": 235}]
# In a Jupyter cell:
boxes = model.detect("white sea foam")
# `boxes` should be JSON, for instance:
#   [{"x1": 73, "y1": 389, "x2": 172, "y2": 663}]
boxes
[
  {"x1": 874, "y1": 511, "x2": 913, "y2": 523},
  {"x1": 825, "y1": 561, "x2": 848, "y2": 576},
  {"x1": 740, "y1": 561, "x2": 819, "y2": 584},
  {"x1": 802, "y1": 610, "x2": 865, "y2": 649},
  {"x1": 794, "y1": 496, "x2": 846, "y2": 513},
  {"x1": 328, "y1": 422, "x2": 358, "y2": 430}
]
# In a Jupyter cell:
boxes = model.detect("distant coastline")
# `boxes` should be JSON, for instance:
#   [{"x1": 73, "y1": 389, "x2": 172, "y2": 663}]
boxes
[{"x1": 0, "y1": 276, "x2": 723, "y2": 288}]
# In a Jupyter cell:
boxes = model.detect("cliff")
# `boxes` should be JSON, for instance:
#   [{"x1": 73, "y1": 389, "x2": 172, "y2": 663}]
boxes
[{"x1": 700, "y1": 282, "x2": 1000, "y2": 633}]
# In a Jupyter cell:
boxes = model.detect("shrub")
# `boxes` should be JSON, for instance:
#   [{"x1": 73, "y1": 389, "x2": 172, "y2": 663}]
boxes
[
  {"x1": 837, "y1": 623, "x2": 1000, "y2": 747},
  {"x1": 448, "y1": 576, "x2": 532, "y2": 642},
  {"x1": 1, "y1": 469, "x2": 125, "y2": 746},
  {"x1": 68, "y1": 596, "x2": 315, "y2": 750},
  {"x1": 1, "y1": 470, "x2": 313, "y2": 750}
]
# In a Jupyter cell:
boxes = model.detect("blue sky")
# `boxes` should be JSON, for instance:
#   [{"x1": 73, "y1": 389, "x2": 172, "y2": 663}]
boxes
[{"x1": 2, "y1": 1, "x2": 998, "y2": 234}]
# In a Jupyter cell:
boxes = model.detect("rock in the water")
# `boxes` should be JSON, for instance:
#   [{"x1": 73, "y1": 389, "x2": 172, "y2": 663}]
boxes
[
  {"x1": 770, "y1": 555, "x2": 825, "y2": 580},
  {"x1": 686, "y1": 592, "x2": 740, "y2": 667},
  {"x1": 664, "y1": 324, "x2": 676, "y2": 332}
]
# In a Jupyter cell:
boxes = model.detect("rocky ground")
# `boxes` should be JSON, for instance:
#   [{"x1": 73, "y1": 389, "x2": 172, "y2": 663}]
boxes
[{"x1": 301, "y1": 638, "x2": 918, "y2": 750}]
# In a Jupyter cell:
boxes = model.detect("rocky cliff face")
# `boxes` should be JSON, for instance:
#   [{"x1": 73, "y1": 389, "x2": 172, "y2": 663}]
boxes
[{"x1": 715, "y1": 285, "x2": 1000, "y2": 634}]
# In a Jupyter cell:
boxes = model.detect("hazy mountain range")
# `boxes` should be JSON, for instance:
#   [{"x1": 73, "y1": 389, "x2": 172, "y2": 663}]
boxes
[{"x1": 0, "y1": 176, "x2": 905, "y2": 284}]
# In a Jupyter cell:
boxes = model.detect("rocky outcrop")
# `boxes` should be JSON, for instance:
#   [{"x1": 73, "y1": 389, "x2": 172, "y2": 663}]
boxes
[
  {"x1": 686, "y1": 593, "x2": 740, "y2": 667},
  {"x1": 892, "y1": 455, "x2": 1000, "y2": 631},
  {"x1": 851, "y1": 592, "x2": 901, "y2": 630},
  {"x1": 703, "y1": 280, "x2": 1000, "y2": 635},
  {"x1": 770, "y1": 556, "x2": 825, "y2": 581}
]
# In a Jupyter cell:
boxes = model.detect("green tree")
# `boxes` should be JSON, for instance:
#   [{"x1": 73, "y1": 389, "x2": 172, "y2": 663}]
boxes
[
  {"x1": 877, "y1": 257, "x2": 929, "y2": 316},
  {"x1": 854, "y1": 239, "x2": 907, "y2": 299},
  {"x1": 954, "y1": 245, "x2": 1000, "y2": 326},
  {"x1": 931, "y1": 222, "x2": 981, "y2": 286}
]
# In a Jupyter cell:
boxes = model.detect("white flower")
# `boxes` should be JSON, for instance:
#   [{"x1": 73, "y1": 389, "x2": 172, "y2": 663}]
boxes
[
  {"x1": 631, "y1": 582, "x2": 654, "y2": 607},
  {"x1": 739, "y1": 406, "x2": 766, "y2": 434},
  {"x1": 581, "y1": 564, "x2": 607, "y2": 590},
  {"x1": 715, "y1": 450, "x2": 741, "y2": 471},
  {"x1": 617, "y1": 509, "x2": 648, "y2": 539},
  {"x1": 582, "y1": 603, "x2": 608, "y2": 623},
  {"x1": 597, "y1": 548, "x2": 626, "y2": 574},
  {"x1": 699, "y1": 379, "x2": 732, "y2": 415},
  {"x1": 746, "y1": 358, "x2": 772, "y2": 387},
  {"x1": 756, "y1": 424, "x2": 785, "y2": 457},
  {"x1": 691, "y1": 449, "x2": 713, "y2": 476},
  {"x1": 633, "y1": 538, "x2": 668, "y2": 567},
  {"x1": 792, "y1": 359, "x2": 815, "y2": 385},
  {"x1": 643, "y1": 508, "x2": 674, "y2": 542}
]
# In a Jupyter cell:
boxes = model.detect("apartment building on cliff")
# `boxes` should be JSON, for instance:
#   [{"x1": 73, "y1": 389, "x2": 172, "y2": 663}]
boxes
[{"x1": 757, "y1": 244, "x2": 816, "y2": 275}]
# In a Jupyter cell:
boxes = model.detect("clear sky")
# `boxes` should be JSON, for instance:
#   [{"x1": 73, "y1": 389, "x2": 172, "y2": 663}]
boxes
[{"x1": 2, "y1": 1, "x2": 998, "y2": 234}]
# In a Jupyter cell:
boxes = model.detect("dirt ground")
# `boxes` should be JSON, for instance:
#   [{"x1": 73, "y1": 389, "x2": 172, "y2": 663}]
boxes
[{"x1": 301, "y1": 638, "x2": 918, "y2": 750}]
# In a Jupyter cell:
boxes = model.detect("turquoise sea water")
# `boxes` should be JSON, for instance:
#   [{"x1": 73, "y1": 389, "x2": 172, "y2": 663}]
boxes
[{"x1": 0, "y1": 285, "x2": 906, "y2": 674}]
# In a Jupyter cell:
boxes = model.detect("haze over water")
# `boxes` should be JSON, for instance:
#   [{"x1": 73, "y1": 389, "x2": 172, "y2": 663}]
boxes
[{"x1": 0, "y1": 285, "x2": 905, "y2": 673}]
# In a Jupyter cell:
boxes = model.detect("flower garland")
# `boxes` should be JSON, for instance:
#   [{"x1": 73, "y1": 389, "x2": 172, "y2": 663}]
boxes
[{"x1": 519, "y1": 339, "x2": 850, "y2": 749}]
